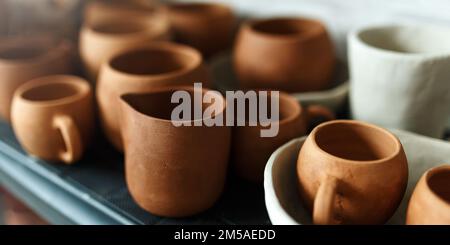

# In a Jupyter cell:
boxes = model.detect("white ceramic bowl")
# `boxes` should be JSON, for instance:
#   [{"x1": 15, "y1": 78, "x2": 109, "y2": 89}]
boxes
[
  {"x1": 264, "y1": 129, "x2": 450, "y2": 225},
  {"x1": 209, "y1": 52, "x2": 349, "y2": 112}
]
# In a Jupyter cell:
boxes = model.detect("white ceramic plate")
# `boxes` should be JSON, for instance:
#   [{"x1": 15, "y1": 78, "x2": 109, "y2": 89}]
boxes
[
  {"x1": 264, "y1": 128, "x2": 450, "y2": 225},
  {"x1": 209, "y1": 52, "x2": 349, "y2": 112}
]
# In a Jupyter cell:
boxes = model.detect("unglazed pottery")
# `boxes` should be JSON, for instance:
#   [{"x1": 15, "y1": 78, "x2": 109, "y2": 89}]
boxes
[
  {"x1": 233, "y1": 92, "x2": 334, "y2": 183},
  {"x1": 11, "y1": 75, "x2": 94, "y2": 164},
  {"x1": 349, "y1": 25, "x2": 450, "y2": 138},
  {"x1": 233, "y1": 17, "x2": 335, "y2": 93},
  {"x1": 406, "y1": 165, "x2": 450, "y2": 224},
  {"x1": 0, "y1": 36, "x2": 72, "y2": 122},
  {"x1": 265, "y1": 128, "x2": 450, "y2": 225},
  {"x1": 297, "y1": 120, "x2": 408, "y2": 224},
  {"x1": 120, "y1": 86, "x2": 230, "y2": 217},
  {"x1": 80, "y1": 16, "x2": 171, "y2": 80},
  {"x1": 165, "y1": 2, "x2": 235, "y2": 57},
  {"x1": 97, "y1": 42, "x2": 210, "y2": 151},
  {"x1": 210, "y1": 52, "x2": 349, "y2": 112},
  {"x1": 83, "y1": 0, "x2": 165, "y2": 26}
]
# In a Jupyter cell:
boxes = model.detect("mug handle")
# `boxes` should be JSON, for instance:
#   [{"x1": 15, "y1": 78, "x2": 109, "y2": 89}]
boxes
[
  {"x1": 306, "y1": 105, "x2": 335, "y2": 124},
  {"x1": 313, "y1": 175, "x2": 341, "y2": 225},
  {"x1": 52, "y1": 115, "x2": 82, "y2": 164}
]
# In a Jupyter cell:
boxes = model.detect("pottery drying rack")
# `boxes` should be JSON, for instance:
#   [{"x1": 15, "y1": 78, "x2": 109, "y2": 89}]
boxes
[{"x1": 0, "y1": 120, "x2": 270, "y2": 225}]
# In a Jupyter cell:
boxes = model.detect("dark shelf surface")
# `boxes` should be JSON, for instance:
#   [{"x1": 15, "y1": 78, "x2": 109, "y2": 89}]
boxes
[{"x1": 0, "y1": 120, "x2": 270, "y2": 225}]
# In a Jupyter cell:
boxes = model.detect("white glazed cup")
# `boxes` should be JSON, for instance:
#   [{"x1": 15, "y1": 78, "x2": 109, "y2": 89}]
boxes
[{"x1": 348, "y1": 25, "x2": 450, "y2": 138}]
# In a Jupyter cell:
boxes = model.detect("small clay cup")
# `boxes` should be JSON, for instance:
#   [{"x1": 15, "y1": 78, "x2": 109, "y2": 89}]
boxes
[
  {"x1": 83, "y1": 0, "x2": 165, "y2": 26},
  {"x1": 0, "y1": 36, "x2": 72, "y2": 122},
  {"x1": 80, "y1": 16, "x2": 171, "y2": 81},
  {"x1": 233, "y1": 17, "x2": 335, "y2": 92},
  {"x1": 11, "y1": 75, "x2": 94, "y2": 164},
  {"x1": 120, "y1": 86, "x2": 230, "y2": 217},
  {"x1": 97, "y1": 42, "x2": 210, "y2": 152},
  {"x1": 406, "y1": 165, "x2": 450, "y2": 225},
  {"x1": 233, "y1": 91, "x2": 334, "y2": 183},
  {"x1": 165, "y1": 2, "x2": 235, "y2": 57},
  {"x1": 297, "y1": 120, "x2": 408, "y2": 225}
]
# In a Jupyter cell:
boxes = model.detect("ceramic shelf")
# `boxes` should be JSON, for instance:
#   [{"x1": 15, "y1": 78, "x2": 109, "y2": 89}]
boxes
[{"x1": 264, "y1": 128, "x2": 450, "y2": 225}]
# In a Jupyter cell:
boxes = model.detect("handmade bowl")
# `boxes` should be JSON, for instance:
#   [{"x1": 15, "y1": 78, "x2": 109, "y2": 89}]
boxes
[{"x1": 264, "y1": 129, "x2": 450, "y2": 224}]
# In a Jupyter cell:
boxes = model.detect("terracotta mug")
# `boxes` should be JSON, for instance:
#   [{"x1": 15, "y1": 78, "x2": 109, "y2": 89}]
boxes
[
  {"x1": 233, "y1": 17, "x2": 335, "y2": 93},
  {"x1": 233, "y1": 91, "x2": 334, "y2": 183},
  {"x1": 80, "y1": 15, "x2": 171, "y2": 81},
  {"x1": 406, "y1": 165, "x2": 450, "y2": 224},
  {"x1": 0, "y1": 36, "x2": 72, "y2": 122},
  {"x1": 83, "y1": 0, "x2": 165, "y2": 26},
  {"x1": 349, "y1": 25, "x2": 450, "y2": 138},
  {"x1": 297, "y1": 120, "x2": 408, "y2": 224},
  {"x1": 119, "y1": 86, "x2": 230, "y2": 217},
  {"x1": 165, "y1": 2, "x2": 235, "y2": 57},
  {"x1": 97, "y1": 42, "x2": 210, "y2": 152},
  {"x1": 11, "y1": 75, "x2": 94, "y2": 164}
]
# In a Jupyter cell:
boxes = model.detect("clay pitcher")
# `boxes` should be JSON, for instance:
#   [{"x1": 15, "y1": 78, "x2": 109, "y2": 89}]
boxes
[
  {"x1": 120, "y1": 86, "x2": 230, "y2": 217},
  {"x1": 165, "y1": 2, "x2": 235, "y2": 57},
  {"x1": 232, "y1": 91, "x2": 334, "y2": 183},
  {"x1": 297, "y1": 120, "x2": 408, "y2": 224},
  {"x1": 79, "y1": 15, "x2": 171, "y2": 81},
  {"x1": 233, "y1": 17, "x2": 335, "y2": 92},
  {"x1": 406, "y1": 165, "x2": 450, "y2": 224},
  {"x1": 11, "y1": 75, "x2": 94, "y2": 164},
  {"x1": 97, "y1": 42, "x2": 210, "y2": 152},
  {"x1": 0, "y1": 36, "x2": 72, "y2": 122}
]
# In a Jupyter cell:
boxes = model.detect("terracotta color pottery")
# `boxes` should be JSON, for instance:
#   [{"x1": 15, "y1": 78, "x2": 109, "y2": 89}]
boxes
[
  {"x1": 349, "y1": 25, "x2": 450, "y2": 138},
  {"x1": 297, "y1": 120, "x2": 408, "y2": 225},
  {"x1": 0, "y1": 36, "x2": 73, "y2": 122},
  {"x1": 165, "y1": 2, "x2": 235, "y2": 57},
  {"x1": 120, "y1": 86, "x2": 230, "y2": 217},
  {"x1": 79, "y1": 15, "x2": 171, "y2": 81},
  {"x1": 233, "y1": 92, "x2": 334, "y2": 183},
  {"x1": 97, "y1": 42, "x2": 210, "y2": 151},
  {"x1": 83, "y1": 0, "x2": 165, "y2": 26},
  {"x1": 406, "y1": 165, "x2": 450, "y2": 225},
  {"x1": 11, "y1": 75, "x2": 94, "y2": 164},
  {"x1": 233, "y1": 17, "x2": 335, "y2": 93}
]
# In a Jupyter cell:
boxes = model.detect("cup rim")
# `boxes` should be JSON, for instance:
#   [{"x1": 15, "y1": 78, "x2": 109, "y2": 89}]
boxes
[
  {"x1": 14, "y1": 75, "x2": 91, "y2": 107},
  {"x1": 349, "y1": 24, "x2": 450, "y2": 59},
  {"x1": 0, "y1": 36, "x2": 69, "y2": 67},
  {"x1": 243, "y1": 17, "x2": 327, "y2": 42},
  {"x1": 120, "y1": 85, "x2": 227, "y2": 125},
  {"x1": 308, "y1": 120, "x2": 402, "y2": 165},
  {"x1": 81, "y1": 14, "x2": 169, "y2": 39},
  {"x1": 424, "y1": 165, "x2": 450, "y2": 208},
  {"x1": 166, "y1": 2, "x2": 232, "y2": 20},
  {"x1": 103, "y1": 41, "x2": 203, "y2": 80}
]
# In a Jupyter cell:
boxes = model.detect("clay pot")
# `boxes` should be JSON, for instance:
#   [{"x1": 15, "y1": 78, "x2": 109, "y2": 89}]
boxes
[
  {"x1": 406, "y1": 165, "x2": 450, "y2": 224},
  {"x1": 83, "y1": 0, "x2": 165, "y2": 26},
  {"x1": 165, "y1": 2, "x2": 235, "y2": 57},
  {"x1": 11, "y1": 75, "x2": 94, "y2": 164},
  {"x1": 120, "y1": 86, "x2": 230, "y2": 217},
  {"x1": 80, "y1": 15, "x2": 171, "y2": 81},
  {"x1": 97, "y1": 42, "x2": 210, "y2": 152},
  {"x1": 297, "y1": 120, "x2": 408, "y2": 225},
  {"x1": 233, "y1": 91, "x2": 334, "y2": 183},
  {"x1": 349, "y1": 25, "x2": 450, "y2": 138},
  {"x1": 233, "y1": 17, "x2": 335, "y2": 93},
  {"x1": 0, "y1": 36, "x2": 72, "y2": 122}
]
